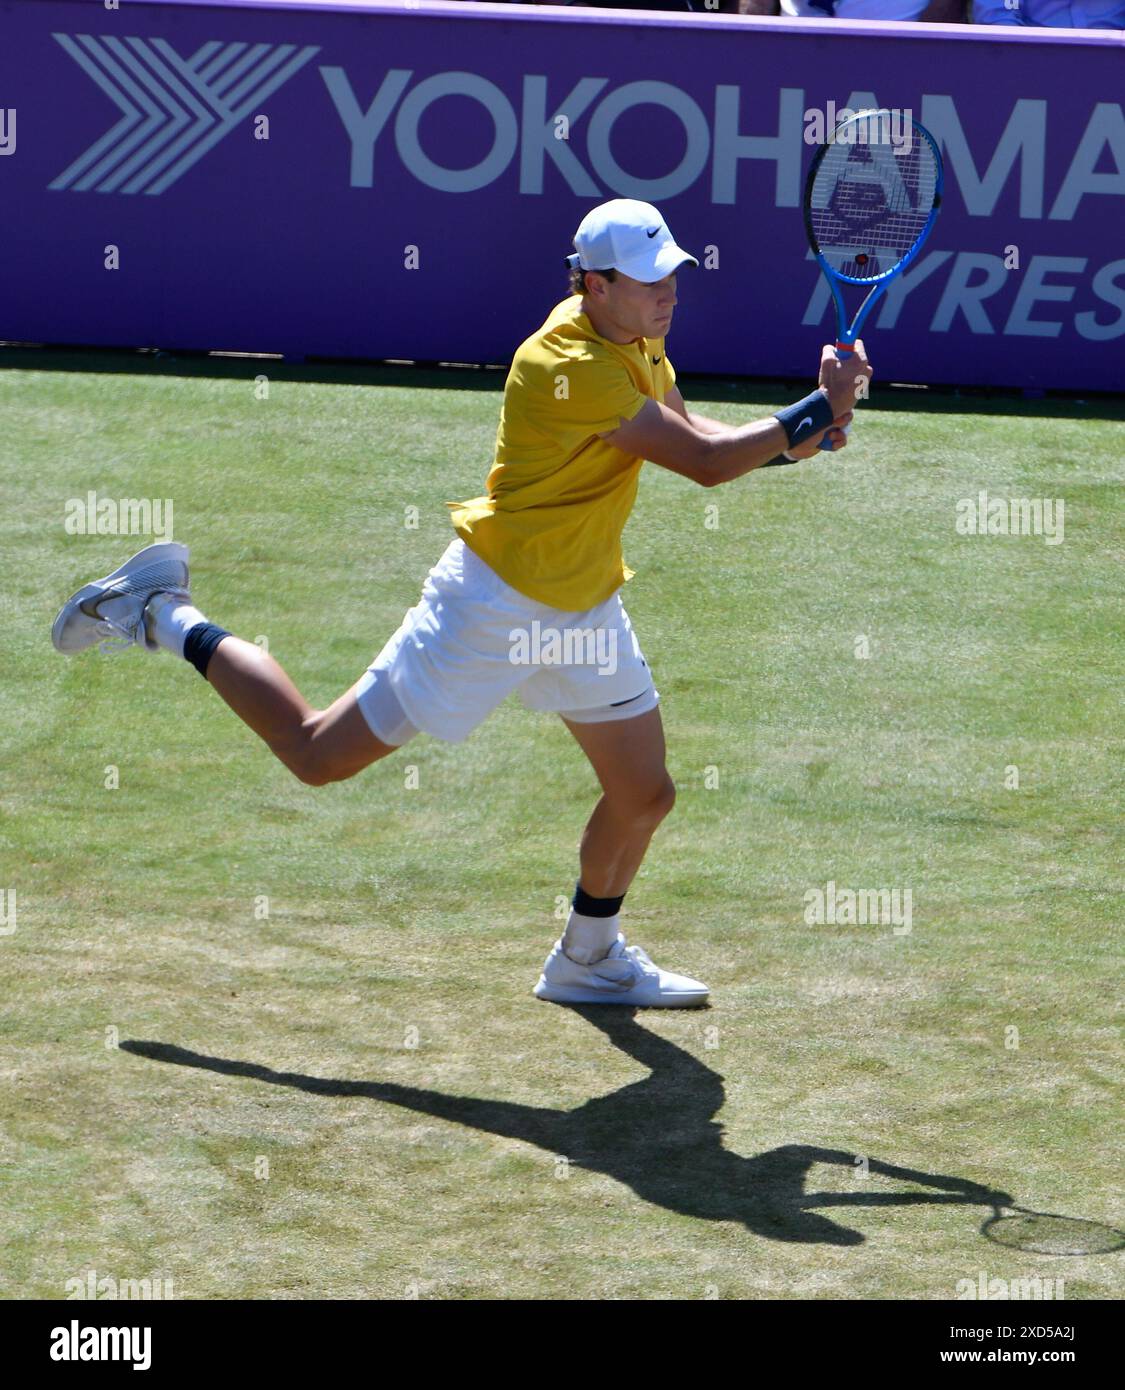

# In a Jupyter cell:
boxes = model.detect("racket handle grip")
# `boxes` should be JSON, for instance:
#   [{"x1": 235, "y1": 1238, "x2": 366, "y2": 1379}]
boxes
[
  {"x1": 818, "y1": 342, "x2": 855, "y2": 449},
  {"x1": 817, "y1": 421, "x2": 852, "y2": 452}
]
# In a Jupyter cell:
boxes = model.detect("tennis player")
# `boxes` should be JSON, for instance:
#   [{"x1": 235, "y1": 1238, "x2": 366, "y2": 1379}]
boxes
[{"x1": 52, "y1": 198, "x2": 870, "y2": 1008}]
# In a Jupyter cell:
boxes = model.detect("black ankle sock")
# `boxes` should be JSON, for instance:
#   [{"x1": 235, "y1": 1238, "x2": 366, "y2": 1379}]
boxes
[
  {"x1": 572, "y1": 882, "x2": 625, "y2": 918},
  {"x1": 183, "y1": 622, "x2": 231, "y2": 679}
]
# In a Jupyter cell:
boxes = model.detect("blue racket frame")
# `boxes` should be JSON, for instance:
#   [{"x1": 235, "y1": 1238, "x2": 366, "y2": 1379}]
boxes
[{"x1": 804, "y1": 112, "x2": 944, "y2": 447}]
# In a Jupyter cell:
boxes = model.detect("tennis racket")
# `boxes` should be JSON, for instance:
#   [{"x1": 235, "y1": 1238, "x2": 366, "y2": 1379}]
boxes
[{"x1": 804, "y1": 108, "x2": 944, "y2": 449}]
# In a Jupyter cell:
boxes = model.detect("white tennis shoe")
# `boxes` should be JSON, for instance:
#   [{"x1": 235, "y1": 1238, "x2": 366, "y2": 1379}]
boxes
[
  {"x1": 51, "y1": 542, "x2": 190, "y2": 655},
  {"x1": 534, "y1": 934, "x2": 709, "y2": 1008}
]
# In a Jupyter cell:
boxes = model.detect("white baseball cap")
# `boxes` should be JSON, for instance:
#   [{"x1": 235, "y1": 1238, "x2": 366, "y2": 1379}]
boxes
[{"x1": 567, "y1": 199, "x2": 698, "y2": 283}]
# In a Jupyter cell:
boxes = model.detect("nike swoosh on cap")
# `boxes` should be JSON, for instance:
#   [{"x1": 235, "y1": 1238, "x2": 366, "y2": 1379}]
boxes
[{"x1": 646, "y1": 227, "x2": 660, "y2": 238}]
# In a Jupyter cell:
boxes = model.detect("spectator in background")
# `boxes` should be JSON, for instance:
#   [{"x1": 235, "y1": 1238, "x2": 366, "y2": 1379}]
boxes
[
  {"x1": 526, "y1": 1, "x2": 742, "y2": 10},
  {"x1": 972, "y1": 0, "x2": 1124, "y2": 24},
  {"x1": 738, "y1": 0, "x2": 965, "y2": 16},
  {"x1": 525, "y1": 0, "x2": 1123, "y2": 22}
]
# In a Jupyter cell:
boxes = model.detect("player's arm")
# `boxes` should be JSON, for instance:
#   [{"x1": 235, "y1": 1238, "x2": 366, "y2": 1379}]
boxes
[
  {"x1": 663, "y1": 386, "x2": 728, "y2": 436},
  {"x1": 601, "y1": 397, "x2": 785, "y2": 487},
  {"x1": 603, "y1": 344, "x2": 870, "y2": 488}
]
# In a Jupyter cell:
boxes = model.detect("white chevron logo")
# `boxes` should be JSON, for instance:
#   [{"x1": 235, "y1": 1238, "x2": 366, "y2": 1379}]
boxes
[{"x1": 50, "y1": 34, "x2": 320, "y2": 196}]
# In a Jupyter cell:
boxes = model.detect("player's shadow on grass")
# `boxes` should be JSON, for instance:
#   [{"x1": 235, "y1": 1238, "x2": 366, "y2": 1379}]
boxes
[{"x1": 123, "y1": 1010, "x2": 1009, "y2": 1245}]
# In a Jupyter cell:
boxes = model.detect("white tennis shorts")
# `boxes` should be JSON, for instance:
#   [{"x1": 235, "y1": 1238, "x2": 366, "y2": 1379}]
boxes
[{"x1": 356, "y1": 538, "x2": 659, "y2": 745}]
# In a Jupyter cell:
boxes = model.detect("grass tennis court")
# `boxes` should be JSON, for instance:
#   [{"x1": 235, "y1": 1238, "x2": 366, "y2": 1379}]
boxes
[{"x1": 2, "y1": 354, "x2": 1121, "y2": 1299}]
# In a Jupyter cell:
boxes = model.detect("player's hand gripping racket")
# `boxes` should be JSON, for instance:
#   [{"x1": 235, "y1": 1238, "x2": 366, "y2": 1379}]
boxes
[{"x1": 804, "y1": 108, "x2": 944, "y2": 449}]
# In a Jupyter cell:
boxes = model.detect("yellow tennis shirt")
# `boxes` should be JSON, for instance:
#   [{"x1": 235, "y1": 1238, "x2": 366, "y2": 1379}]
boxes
[{"x1": 446, "y1": 295, "x2": 676, "y2": 611}]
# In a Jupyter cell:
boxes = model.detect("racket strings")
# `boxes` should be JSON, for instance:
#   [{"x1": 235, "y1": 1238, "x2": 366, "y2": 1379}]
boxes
[{"x1": 809, "y1": 115, "x2": 939, "y2": 281}]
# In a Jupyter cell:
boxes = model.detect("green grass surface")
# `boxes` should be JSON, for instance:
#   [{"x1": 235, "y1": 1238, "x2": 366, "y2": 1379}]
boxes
[{"x1": 1, "y1": 356, "x2": 1121, "y2": 1299}]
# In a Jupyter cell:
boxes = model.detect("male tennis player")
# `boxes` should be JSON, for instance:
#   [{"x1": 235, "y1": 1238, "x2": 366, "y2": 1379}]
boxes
[{"x1": 52, "y1": 198, "x2": 870, "y2": 1008}]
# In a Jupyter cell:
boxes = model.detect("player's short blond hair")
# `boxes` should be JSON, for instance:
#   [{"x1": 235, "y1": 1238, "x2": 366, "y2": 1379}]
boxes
[{"x1": 568, "y1": 266, "x2": 617, "y2": 297}]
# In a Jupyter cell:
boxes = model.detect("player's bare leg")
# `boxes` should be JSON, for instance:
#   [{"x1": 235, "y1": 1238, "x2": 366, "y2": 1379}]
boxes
[
  {"x1": 204, "y1": 639, "x2": 394, "y2": 785},
  {"x1": 533, "y1": 704, "x2": 707, "y2": 1007},
  {"x1": 51, "y1": 541, "x2": 395, "y2": 786},
  {"x1": 562, "y1": 706, "x2": 675, "y2": 898}
]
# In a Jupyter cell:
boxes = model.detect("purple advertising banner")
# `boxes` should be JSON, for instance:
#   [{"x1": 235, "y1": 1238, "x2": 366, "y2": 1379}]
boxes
[{"x1": 2, "y1": 0, "x2": 1123, "y2": 389}]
